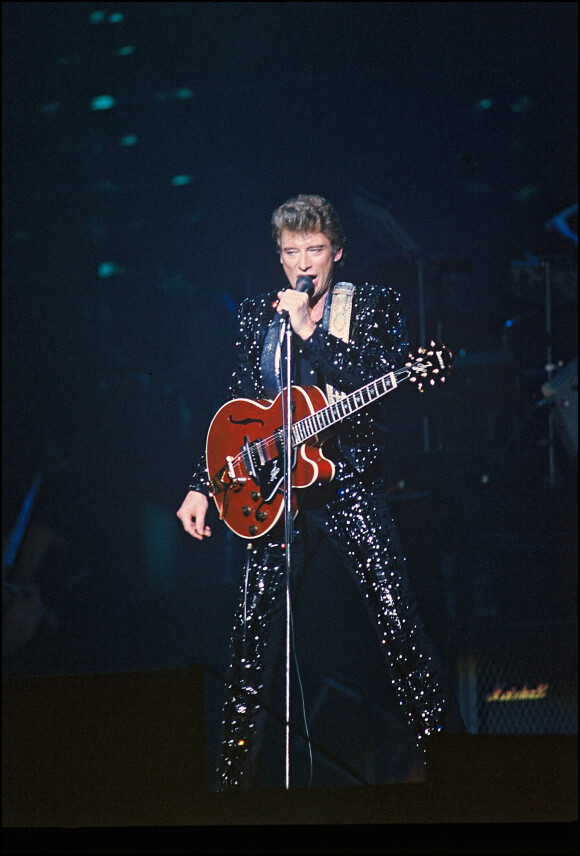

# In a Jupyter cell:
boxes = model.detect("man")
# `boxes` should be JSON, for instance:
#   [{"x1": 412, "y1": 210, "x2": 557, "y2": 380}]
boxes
[{"x1": 177, "y1": 194, "x2": 462, "y2": 789}]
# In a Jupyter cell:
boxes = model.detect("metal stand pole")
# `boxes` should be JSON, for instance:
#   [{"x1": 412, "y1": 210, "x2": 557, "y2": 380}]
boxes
[
  {"x1": 282, "y1": 319, "x2": 294, "y2": 789},
  {"x1": 541, "y1": 259, "x2": 556, "y2": 488},
  {"x1": 417, "y1": 257, "x2": 430, "y2": 453}
]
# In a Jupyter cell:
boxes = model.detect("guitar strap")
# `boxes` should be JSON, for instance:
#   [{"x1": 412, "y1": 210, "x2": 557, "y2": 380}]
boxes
[{"x1": 324, "y1": 281, "x2": 355, "y2": 404}]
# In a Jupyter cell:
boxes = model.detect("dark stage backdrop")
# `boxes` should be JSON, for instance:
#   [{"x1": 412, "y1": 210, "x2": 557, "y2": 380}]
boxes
[{"x1": 2, "y1": 2, "x2": 577, "y2": 803}]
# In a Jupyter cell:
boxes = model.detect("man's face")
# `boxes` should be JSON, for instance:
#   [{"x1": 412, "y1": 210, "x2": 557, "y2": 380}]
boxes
[{"x1": 279, "y1": 229, "x2": 343, "y2": 300}]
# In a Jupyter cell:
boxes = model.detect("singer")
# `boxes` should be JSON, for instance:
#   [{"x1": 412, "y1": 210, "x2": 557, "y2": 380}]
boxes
[{"x1": 176, "y1": 194, "x2": 464, "y2": 789}]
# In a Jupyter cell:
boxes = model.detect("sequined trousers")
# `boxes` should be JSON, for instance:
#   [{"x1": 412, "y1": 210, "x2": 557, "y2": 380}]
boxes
[{"x1": 215, "y1": 466, "x2": 447, "y2": 790}]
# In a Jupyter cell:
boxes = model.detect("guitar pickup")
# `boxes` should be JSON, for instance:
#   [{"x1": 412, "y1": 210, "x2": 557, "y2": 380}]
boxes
[{"x1": 241, "y1": 437, "x2": 259, "y2": 483}]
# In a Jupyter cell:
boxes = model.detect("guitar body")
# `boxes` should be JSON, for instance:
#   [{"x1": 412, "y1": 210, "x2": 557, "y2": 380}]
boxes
[{"x1": 206, "y1": 385, "x2": 335, "y2": 539}]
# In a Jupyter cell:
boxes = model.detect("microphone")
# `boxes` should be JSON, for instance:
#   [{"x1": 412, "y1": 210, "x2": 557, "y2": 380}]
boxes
[
  {"x1": 295, "y1": 275, "x2": 315, "y2": 295},
  {"x1": 279, "y1": 276, "x2": 314, "y2": 321}
]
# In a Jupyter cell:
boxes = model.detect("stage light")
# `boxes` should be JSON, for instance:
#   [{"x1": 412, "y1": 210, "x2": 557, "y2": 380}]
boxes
[
  {"x1": 98, "y1": 262, "x2": 124, "y2": 278},
  {"x1": 170, "y1": 175, "x2": 193, "y2": 187},
  {"x1": 91, "y1": 95, "x2": 116, "y2": 111}
]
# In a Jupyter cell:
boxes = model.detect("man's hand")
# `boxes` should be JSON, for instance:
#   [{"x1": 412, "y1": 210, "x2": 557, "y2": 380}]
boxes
[
  {"x1": 276, "y1": 289, "x2": 317, "y2": 340},
  {"x1": 176, "y1": 490, "x2": 212, "y2": 540}
]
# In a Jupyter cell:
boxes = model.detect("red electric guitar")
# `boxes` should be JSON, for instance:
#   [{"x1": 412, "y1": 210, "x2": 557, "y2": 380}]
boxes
[{"x1": 206, "y1": 342, "x2": 452, "y2": 539}]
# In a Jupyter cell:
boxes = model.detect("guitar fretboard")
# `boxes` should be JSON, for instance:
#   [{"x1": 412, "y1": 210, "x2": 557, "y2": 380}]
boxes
[
  {"x1": 291, "y1": 367, "x2": 408, "y2": 445},
  {"x1": 225, "y1": 345, "x2": 450, "y2": 495}
]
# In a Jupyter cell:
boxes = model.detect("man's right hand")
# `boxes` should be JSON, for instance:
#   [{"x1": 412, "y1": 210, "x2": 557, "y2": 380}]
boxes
[{"x1": 176, "y1": 490, "x2": 212, "y2": 540}]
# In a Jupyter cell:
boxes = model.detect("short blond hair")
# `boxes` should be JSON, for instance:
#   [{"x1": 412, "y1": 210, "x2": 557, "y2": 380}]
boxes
[{"x1": 271, "y1": 194, "x2": 344, "y2": 256}]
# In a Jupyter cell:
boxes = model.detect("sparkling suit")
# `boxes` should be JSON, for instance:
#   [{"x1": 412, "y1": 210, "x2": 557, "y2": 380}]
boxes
[{"x1": 188, "y1": 281, "x2": 452, "y2": 789}]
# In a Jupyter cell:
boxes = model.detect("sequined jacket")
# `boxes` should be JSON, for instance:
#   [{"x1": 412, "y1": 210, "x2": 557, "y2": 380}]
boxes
[{"x1": 188, "y1": 281, "x2": 409, "y2": 493}]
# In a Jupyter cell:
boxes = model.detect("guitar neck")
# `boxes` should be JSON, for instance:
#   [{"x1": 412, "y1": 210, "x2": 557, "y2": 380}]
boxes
[{"x1": 292, "y1": 365, "x2": 411, "y2": 446}]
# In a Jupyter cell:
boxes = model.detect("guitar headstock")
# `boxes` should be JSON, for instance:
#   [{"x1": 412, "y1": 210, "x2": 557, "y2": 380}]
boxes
[{"x1": 405, "y1": 341, "x2": 453, "y2": 392}]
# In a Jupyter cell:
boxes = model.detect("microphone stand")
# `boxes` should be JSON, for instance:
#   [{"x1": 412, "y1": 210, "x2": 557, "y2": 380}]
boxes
[
  {"x1": 281, "y1": 315, "x2": 294, "y2": 790},
  {"x1": 278, "y1": 277, "x2": 312, "y2": 790}
]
